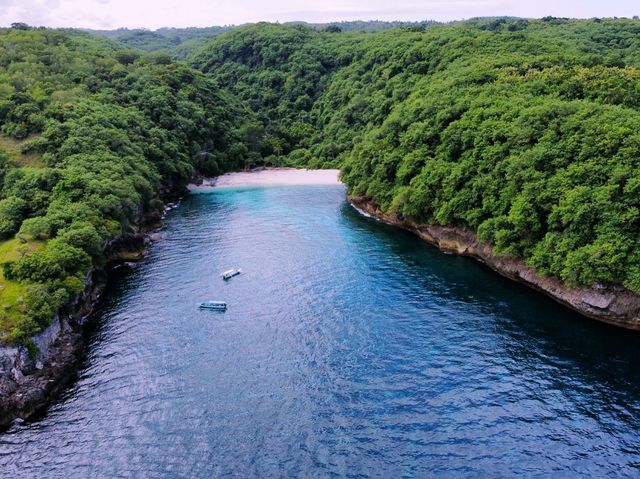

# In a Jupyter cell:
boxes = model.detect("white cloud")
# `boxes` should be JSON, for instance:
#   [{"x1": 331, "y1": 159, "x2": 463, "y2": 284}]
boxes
[
  {"x1": 0, "y1": 0, "x2": 637, "y2": 30},
  {"x1": 1, "y1": 0, "x2": 116, "y2": 28}
]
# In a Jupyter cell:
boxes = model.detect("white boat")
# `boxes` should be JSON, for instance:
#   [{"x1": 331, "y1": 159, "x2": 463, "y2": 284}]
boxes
[
  {"x1": 221, "y1": 268, "x2": 242, "y2": 280},
  {"x1": 198, "y1": 300, "x2": 227, "y2": 311}
]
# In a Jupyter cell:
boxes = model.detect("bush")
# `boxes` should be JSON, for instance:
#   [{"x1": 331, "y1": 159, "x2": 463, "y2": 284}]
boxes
[
  {"x1": 18, "y1": 216, "x2": 51, "y2": 240},
  {"x1": 57, "y1": 222, "x2": 102, "y2": 259},
  {"x1": 0, "y1": 197, "x2": 27, "y2": 239},
  {"x1": 24, "y1": 283, "x2": 68, "y2": 328},
  {"x1": 5, "y1": 239, "x2": 91, "y2": 283}
]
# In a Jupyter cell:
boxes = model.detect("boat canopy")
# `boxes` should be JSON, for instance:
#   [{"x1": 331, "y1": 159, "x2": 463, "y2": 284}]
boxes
[{"x1": 221, "y1": 268, "x2": 242, "y2": 280}]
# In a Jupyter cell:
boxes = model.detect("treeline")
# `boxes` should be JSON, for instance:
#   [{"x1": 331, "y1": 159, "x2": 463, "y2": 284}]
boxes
[
  {"x1": 0, "y1": 27, "x2": 258, "y2": 342},
  {"x1": 192, "y1": 18, "x2": 640, "y2": 293},
  {"x1": 289, "y1": 20, "x2": 439, "y2": 33},
  {"x1": 86, "y1": 26, "x2": 235, "y2": 59},
  {"x1": 86, "y1": 21, "x2": 439, "y2": 58}
]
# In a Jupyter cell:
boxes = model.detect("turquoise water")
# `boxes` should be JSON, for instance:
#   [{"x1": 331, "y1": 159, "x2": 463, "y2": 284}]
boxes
[{"x1": 2, "y1": 184, "x2": 640, "y2": 477}]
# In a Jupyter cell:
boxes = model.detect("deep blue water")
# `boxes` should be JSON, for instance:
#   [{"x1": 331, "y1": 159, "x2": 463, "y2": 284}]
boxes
[{"x1": 2, "y1": 184, "x2": 640, "y2": 477}]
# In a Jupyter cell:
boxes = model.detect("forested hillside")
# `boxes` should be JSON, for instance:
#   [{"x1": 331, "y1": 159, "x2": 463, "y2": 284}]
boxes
[
  {"x1": 0, "y1": 26, "x2": 256, "y2": 343},
  {"x1": 192, "y1": 24, "x2": 354, "y2": 163},
  {"x1": 3, "y1": 18, "x2": 640, "y2": 345},
  {"x1": 86, "y1": 21, "x2": 437, "y2": 59},
  {"x1": 86, "y1": 26, "x2": 235, "y2": 59},
  {"x1": 193, "y1": 18, "x2": 640, "y2": 295}
]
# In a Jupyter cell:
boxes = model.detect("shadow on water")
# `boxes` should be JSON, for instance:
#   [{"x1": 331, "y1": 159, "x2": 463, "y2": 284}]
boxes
[{"x1": 341, "y1": 203, "x2": 640, "y2": 398}]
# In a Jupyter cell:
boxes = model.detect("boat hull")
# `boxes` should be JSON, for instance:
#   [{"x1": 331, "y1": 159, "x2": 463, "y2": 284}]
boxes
[{"x1": 198, "y1": 302, "x2": 227, "y2": 311}]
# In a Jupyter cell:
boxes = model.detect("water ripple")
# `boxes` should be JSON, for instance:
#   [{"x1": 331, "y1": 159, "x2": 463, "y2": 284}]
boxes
[{"x1": 2, "y1": 185, "x2": 640, "y2": 477}]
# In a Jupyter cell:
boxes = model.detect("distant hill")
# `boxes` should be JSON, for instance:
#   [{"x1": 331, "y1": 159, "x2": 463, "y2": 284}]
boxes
[
  {"x1": 85, "y1": 21, "x2": 439, "y2": 57},
  {"x1": 84, "y1": 26, "x2": 234, "y2": 58},
  {"x1": 288, "y1": 20, "x2": 438, "y2": 32}
]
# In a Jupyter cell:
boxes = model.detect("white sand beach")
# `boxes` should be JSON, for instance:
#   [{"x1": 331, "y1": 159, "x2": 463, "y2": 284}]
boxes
[{"x1": 188, "y1": 168, "x2": 341, "y2": 190}]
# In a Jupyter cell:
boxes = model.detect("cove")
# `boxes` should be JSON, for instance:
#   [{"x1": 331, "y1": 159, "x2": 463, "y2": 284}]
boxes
[{"x1": 2, "y1": 183, "x2": 640, "y2": 477}]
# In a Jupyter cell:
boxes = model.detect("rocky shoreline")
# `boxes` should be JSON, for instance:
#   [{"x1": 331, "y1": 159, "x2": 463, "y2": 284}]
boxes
[
  {"x1": 350, "y1": 196, "x2": 640, "y2": 330},
  {"x1": 0, "y1": 199, "x2": 178, "y2": 430}
]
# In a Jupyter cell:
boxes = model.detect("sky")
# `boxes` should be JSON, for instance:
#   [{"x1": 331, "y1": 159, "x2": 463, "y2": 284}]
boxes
[{"x1": 0, "y1": 0, "x2": 638, "y2": 30}]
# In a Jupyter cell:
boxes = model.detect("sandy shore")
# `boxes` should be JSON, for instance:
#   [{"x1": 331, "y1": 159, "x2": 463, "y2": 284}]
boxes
[{"x1": 188, "y1": 168, "x2": 341, "y2": 190}]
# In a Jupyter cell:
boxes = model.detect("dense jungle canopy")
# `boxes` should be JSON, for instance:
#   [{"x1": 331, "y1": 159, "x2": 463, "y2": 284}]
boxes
[{"x1": 2, "y1": 17, "x2": 640, "y2": 343}]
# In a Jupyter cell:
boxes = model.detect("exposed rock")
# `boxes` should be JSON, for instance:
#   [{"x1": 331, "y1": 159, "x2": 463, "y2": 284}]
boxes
[
  {"x1": 0, "y1": 230, "x2": 151, "y2": 429},
  {"x1": 11, "y1": 368, "x2": 23, "y2": 383},
  {"x1": 104, "y1": 233, "x2": 148, "y2": 263},
  {"x1": 350, "y1": 196, "x2": 640, "y2": 330},
  {"x1": 581, "y1": 293, "x2": 614, "y2": 310},
  {"x1": 32, "y1": 315, "x2": 61, "y2": 360},
  {"x1": 187, "y1": 177, "x2": 216, "y2": 190}
]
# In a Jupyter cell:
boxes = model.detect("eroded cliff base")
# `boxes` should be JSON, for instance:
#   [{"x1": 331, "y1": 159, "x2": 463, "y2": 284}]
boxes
[
  {"x1": 349, "y1": 196, "x2": 640, "y2": 330},
  {"x1": 0, "y1": 233, "x2": 152, "y2": 429}
]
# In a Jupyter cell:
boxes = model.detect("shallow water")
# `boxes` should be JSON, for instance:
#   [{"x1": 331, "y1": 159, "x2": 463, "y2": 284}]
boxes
[{"x1": 2, "y1": 184, "x2": 640, "y2": 478}]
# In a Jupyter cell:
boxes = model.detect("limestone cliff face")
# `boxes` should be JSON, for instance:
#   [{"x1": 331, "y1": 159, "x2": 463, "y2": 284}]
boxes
[
  {"x1": 350, "y1": 196, "x2": 640, "y2": 330},
  {"x1": 0, "y1": 232, "x2": 151, "y2": 428}
]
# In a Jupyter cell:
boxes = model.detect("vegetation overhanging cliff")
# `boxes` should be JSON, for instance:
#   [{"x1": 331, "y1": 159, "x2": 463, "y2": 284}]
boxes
[{"x1": 2, "y1": 16, "x2": 640, "y2": 424}]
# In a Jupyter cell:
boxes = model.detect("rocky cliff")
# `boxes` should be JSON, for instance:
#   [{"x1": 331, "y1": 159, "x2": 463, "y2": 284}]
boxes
[
  {"x1": 350, "y1": 196, "x2": 640, "y2": 330},
  {"x1": 0, "y1": 232, "x2": 152, "y2": 429}
]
